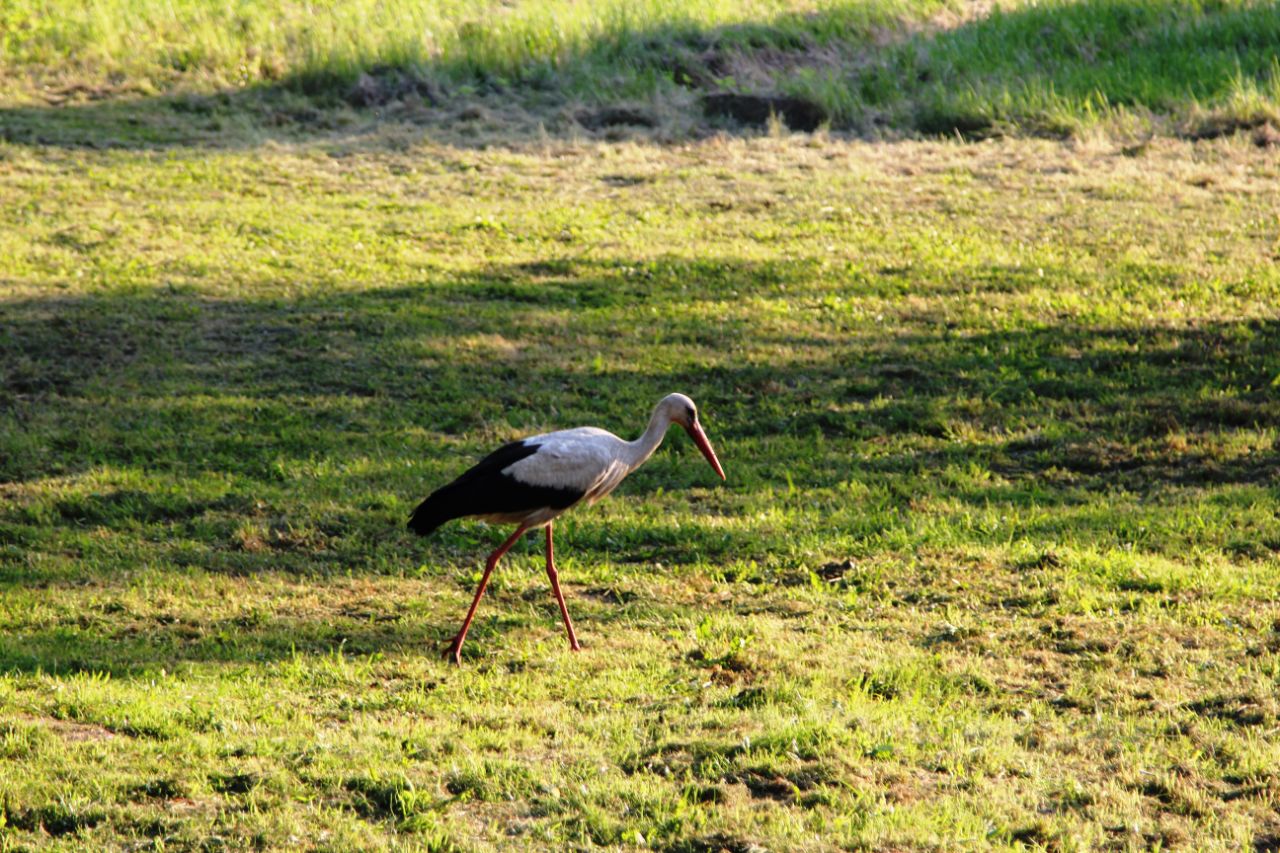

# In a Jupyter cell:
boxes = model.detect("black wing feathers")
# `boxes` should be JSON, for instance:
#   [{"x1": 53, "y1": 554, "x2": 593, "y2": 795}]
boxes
[{"x1": 407, "y1": 439, "x2": 584, "y2": 536}]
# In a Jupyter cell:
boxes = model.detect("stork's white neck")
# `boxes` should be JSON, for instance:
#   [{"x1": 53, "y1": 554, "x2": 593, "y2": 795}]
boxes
[{"x1": 622, "y1": 405, "x2": 674, "y2": 471}]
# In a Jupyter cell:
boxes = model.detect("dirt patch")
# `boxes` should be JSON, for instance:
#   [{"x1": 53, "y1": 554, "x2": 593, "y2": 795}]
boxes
[
  {"x1": 721, "y1": 686, "x2": 769, "y2": 709},
  {"x1": 583, "y1": 586, "x2": 638, "y2": 604},
  {"x1": 1040, "y1": 623, "x2": 1117, "y2": 656},
  {"x1": 666, "y1": 45, "x2": 730, "y2": 90},
  {"x1": 729, "y1": 764, "x2": 831, "y2": 802},
  {"x1": 681, "y1": 784, "x2": 726, "y2": 804},
  {"x1": 1218, "y1": 780, "x2": 1276, "y2": 802},
  {"x1": 1007, "y1": 821, "x2": 1058, "y2": 848},
  {"x1": 782, "y1": 558, "x2": 866, "y2": 588},
  {"x1": 40, "y1": 82, "x2": 135, "y2": 105},
  {"x1": 1253, "y1": 123, "x2": 1280, "y2": 148},
  {"x1": 1187, "y1": 113, "x2": 1270, "y2": 141},
  {"x1": 662, "y1": 833, "x2": 758, "y2": 853},
  {"x1": 687, "y1": 649, "x2": 759, "y2": 685},
  {"x1": 343, "y1": 776, "x2": 410, "y2": 820},
  {"x1": 881, "y1": 768, "x2": 949, "y2": 805},
  {"x1": 1018, "y1": 550, "x2": 1063, "y2": 571},
  {"x1": 1054, "y1": 636, "x2": 1114, "y2": 655},
  {"x1": 1061, "y1": 439, "x2": 1140, "y2": 474},
  {"x1": 211, "y1": 772, "x2": 262, "y2": 795},
  {"x1": 1187, "y1": 694, "x2": 1274, "y2": 728},
  {"x1": 234, "y1": 518, "x2": 328, "y2": 553},
  {"x1": 1000, "y1": 591, "x2": 1058, "y2": 611},
  {"x1": 38, "y1": 715, "x2": 116, "y2": 742},
  {"x1": 576, "y1": 107, "x2": 657, "y2": 130},
  {"x1": 621, "y1": 739, "x2": 735, "y2": 779},
  {"x1": 4, "y1": 805, "x2": 105, "y2": 836},
  {"x1": 127, "y1": 778, "x2": 186, "y2": 800},
  {"x1": 600, "y1": 174, "x2": 654, "y2": 188},
  {"x1": 739, "y1": 773, "x2": 796, "y2": 801},
  {"x1": 1255, "y1": 829, "x2": 1280, "y2": 852},
  {"x1": 336, "y1": 603, "x2": 399, "y2": 623},
  {"x1": 815, "y1": 558, "x2": 855, "y2": 582},
  {"x1": 702, "y1": 93, "x2": 828, "y2": 132},
  {"x1": 1132, "y1": 777, "x2": 1209, "y2": 818},
  {"x1": 347, "y1": 67, "x2": 438, "y2": 108}
]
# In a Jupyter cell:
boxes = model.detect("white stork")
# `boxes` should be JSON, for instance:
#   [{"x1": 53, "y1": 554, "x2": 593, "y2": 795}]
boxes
[{"x1": 409, "y1": 393, "x2": 725, "y2": 664}]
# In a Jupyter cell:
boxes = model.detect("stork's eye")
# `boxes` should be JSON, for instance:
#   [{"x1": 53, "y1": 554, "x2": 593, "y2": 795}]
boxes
[{"x1": 685, "y1": 406, "x2": 696, "y2": 423}]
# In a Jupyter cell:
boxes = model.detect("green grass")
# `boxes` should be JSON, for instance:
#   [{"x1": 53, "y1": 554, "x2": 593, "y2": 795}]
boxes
[
  {"x1": 3, "y1": 129, "x2": 1280, "y2": 848},
  {"x1": 3, "y1": 3, "x2": 1280, "y2": 849},
  {"x1": 0, "y1": 0, "x2": 946, "y2": 97},
  {"x1": 2, "y1": 0, "x2": 1279, "y2": 141}
]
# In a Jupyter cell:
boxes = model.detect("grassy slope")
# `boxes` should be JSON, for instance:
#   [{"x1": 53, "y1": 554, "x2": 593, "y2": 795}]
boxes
[
  {"x1": 3, "y1": 0, "x2": 1280, "y2": 139},
  {"x1": 2, "y1": 128, "x2": 1280, "y2": 849}
]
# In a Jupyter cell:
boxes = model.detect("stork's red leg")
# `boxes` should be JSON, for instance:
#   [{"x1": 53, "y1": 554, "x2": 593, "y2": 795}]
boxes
[
  {"x1": 442, "y1": 524, "x2": 529, "y2": 665},
  {"x1": 545, "y1": 523, "x2": 581, "y2": 651}
]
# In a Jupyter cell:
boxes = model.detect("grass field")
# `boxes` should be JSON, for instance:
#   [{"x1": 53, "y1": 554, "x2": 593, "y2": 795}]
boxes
[
  {"x1": 4, "y1": 2, "x2": 1280, "y2": 851},
  {"x1": 4, "y1": 0, "x2": 1280, "y2": 142}
]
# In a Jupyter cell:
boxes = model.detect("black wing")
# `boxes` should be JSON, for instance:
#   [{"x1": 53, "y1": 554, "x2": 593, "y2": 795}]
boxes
[{"x1": 407, "y1": 439, "x2": 584, "y2": 536}]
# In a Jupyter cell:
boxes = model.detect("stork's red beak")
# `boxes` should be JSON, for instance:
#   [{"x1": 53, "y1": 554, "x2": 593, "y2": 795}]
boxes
[{"x1": 686, "y1": 421, "x2": 726, "y2": 480}]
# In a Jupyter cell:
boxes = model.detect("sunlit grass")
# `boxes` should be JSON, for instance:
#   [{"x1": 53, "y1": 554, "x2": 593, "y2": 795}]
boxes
[
  {"x1": 3, "y1": 0, "x2": 1279, "y2": 138},
  {"x1": 1, "y1": 128, "x2": 1279, "y2": 848},
  {"x1": 3, "y1": 5, "x2": 1280, "y2": 841},
  {"x1": 0, "y1": 0, "x2": 933, "y2": 92}
]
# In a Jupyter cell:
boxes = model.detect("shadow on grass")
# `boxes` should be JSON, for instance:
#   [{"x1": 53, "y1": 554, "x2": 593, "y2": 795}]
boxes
[
  {"x1": 0, "y1": 604, "x2": 514, "y2": 677},
  {"x1": 2, "y1": 258, "x2": 1277, "y2": 483},
  {"x1": 1, "y1": 0, "x2": 1277, "y2": 149},
  {"x1": 0, "y1": 563, "x2": 690, "y2": 676},
  {"x1": 2, "y1": 260, "x2": 1279, "y2": 671}
]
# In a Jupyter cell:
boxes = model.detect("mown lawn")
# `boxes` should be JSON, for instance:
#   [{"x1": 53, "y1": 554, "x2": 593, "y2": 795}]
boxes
[
  {"x1": 3, "y1": 130, "x2": 1279, "y2": 850},
  {"x1": 4, "y1": 2, "x2": 1280, "y2": 850}
]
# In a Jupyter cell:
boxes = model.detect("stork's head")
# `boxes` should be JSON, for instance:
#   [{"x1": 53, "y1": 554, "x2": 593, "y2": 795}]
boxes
[{"x1": 658, "y1": 393, "x2": 726, "y2": 480}]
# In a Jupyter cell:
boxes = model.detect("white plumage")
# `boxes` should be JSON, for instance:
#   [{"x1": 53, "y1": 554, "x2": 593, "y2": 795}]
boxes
[{"x1": 505, "y1": 428, "x2": 631, "y2": 501}]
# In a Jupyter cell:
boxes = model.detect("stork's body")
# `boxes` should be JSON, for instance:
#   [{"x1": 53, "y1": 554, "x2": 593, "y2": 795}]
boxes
[{"x1": 409, "y1": 393, "x2": 724, "y2": 664}]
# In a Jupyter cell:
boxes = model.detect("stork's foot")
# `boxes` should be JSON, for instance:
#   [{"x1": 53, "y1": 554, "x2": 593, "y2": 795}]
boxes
[
  {"x1": 569, "y1": 639, "x2": 582, "y2": 652},
  {"x1": 441, "y1": 636, "x2": 464, "y2": 665}
]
